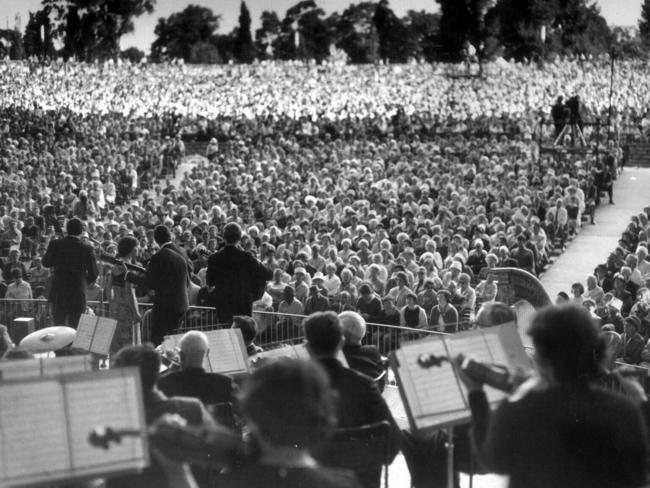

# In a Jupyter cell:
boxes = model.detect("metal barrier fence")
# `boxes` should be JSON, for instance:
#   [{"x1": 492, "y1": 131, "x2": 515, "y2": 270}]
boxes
[{"x1": 0, "y1": 298, "x2": 218, "y2": 343}]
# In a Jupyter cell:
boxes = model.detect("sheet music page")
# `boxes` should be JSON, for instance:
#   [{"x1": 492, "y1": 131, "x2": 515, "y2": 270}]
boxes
[
  {"x1": 64, "y1": 371, "x2": 147, "y2": 476},
  {"x1": 393, "y1": 337, "x2": 468, "y2": 430},
  {"x1": 72, "y1": 315, "x2": 96, "y2": 351},
  {"x1": 0, "y1": 379, "x2": 71, "y2": 485},
  {"x1": 205, "y1": 329, "x2": 249, "y2": 375},
  {"x1": 448, "y1": 330, "x2": 508, "y2": 404},
  {"x1": 41, "y1": 355, "x2": 94, "y2": 377},
  {"x1": 90, "y1": 317, "x2": 118, "y2": 356},
  {"x1": 0, "y1": 358, "x2": 42, "y2": 380}
]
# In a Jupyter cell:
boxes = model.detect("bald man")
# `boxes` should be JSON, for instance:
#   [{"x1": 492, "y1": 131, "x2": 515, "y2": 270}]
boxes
[
  {"x1": 157, "y1": 331, "x2": 234, "y2": 407},
  {"x1": 339, "y1": 311, "x2": 384, "y2": 381}
]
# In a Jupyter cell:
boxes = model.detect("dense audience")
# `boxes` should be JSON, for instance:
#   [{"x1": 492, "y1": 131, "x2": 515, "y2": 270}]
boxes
[{"x1": 0, "y1": 59, "x2": 630, "y2": 338}]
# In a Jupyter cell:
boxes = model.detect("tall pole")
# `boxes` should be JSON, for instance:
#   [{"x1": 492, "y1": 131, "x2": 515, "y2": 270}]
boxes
[{"x1": 607, "y1": 51, "x2": 615, "y2": 144}]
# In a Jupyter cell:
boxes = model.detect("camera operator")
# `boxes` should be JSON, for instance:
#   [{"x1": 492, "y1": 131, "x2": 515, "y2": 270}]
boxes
[
  {"x1": 551, "y1": 96, "x2": 568, "y2": 138},
  {"x1": 457, "y1": 305, "x2": 647, "y2": 488}
]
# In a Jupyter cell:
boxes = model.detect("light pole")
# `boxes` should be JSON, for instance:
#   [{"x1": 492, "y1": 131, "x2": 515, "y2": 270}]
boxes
[{"x1": 607, "y1": 34, "x2": 620, "y2": 145}]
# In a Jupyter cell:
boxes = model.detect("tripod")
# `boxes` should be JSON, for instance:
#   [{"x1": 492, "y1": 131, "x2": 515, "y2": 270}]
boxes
[{"x1": 554, "y1": 121, "x2": 586, "y2": 147}]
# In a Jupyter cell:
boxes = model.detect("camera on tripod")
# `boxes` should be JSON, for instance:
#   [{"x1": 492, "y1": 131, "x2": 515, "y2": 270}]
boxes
[{"x1": 565, "y1": 95, "x2": 582, "y2": 125}]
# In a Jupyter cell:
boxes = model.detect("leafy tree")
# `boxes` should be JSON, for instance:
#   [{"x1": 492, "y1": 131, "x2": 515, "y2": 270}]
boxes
[
  {"x1": 255, "y1": 11, "x2": 281, "y2": 59},
  {"x1": 274, "y1": 1, "x2": 331, "y2": 63},
  {"x1": 554, "y1": 0, "x2": 611, "y2": 55},
  {"x1": 332, "y1": 2, "x2": 377, "y2": 63},
  {"x1": 189, "y1": 41, "x2": 222, "y2": 63},
  {"x1": 43, "y1": 0, "x2": 155, "y2": 60},
  {"x1": 23, "y1": 8, "x2": 56, "y2": 59},
  {"x1": 151, "y1": 5, "x2": 221, "y2": 62},
  {"x1": 402, "y1": 10, "x2": 440, "y2": 62},
  {"x1": 436, "y1": 0, "x2": 490, "y2": 60},
  {"x1": 234, "y1": 1, "x2": 255, "y2": 63},
  {"x1": 121, "y1": 46, "x2": 145, "y2": 63},
  {"x1": 373, "y1": 0, "x2": 415, "y2": 63},
  {"x1": 641, "y1": 0, "x2": 650, "y2": 49},
  {"x1": 0, "y1": 29, "x2": 25, "y2": 60}
]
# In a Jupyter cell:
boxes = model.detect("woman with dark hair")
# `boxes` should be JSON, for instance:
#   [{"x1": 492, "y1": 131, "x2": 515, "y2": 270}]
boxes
[
  {"x1": 107, "y1": 236, "x2": 142, "y2": 355},
  {"x1": 458, "y1": 305, "x2": 647, "y2": 488}
]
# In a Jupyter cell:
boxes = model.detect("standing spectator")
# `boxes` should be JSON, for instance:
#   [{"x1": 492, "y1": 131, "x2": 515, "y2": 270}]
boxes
[
  {"x1": 278, "y1": 285, "x2": 304, "y2": 329},
  {"x1": 42, "y1": 218, "x2": 98, "y2": 328},
  {"x1": 304, "y1": 285, "x2": 329, "y2": 315},
  {"x1": 206, "y1": 222, "x2": 272, "y2": 324}
]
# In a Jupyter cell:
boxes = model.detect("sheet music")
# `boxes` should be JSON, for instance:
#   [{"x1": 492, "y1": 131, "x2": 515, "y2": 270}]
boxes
[
  {"x1": 0, "y1": 380, "x2": 71, "y2": 484},
  {"x1": 205, "y1": 329, "x2": 249, "y2": 375},
  {"x1": 90, "y1": 317, "x2": 118, "y2": 356},
  {"x1": 65, "y1": 373, "x2": 146, "y2": 475},
  {"x1": 394, "y1": 337, "x2": 468, "y2": 430},
  {"x1": 41, "y1": 355, "x2": 95, "y2": 377},
  {"x1": 72, "y1": 315, "x2": 97, "y2": 351},
  {"x1": 0, "y1": 358, "x2": 42, "y2": 380},
  {"x1": 448, "y1": 331, "x2": 507, "y2": 404}
]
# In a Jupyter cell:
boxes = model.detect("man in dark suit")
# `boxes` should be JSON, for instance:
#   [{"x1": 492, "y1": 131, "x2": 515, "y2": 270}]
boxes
[
  {"x1": 42, "y1": 217, "x2": 98, "y2": 327},
  {"x1": 304, "y1": 312, "x2": 400, "y2": 460},
  {"x1": 339, "y1": 310, "x2": 384, "y2": 381},
  {"x1": 124, "y1": 225, "x2": 189, "y2": 345},
  {"x1": 206, "y1": 223, "x2": 272, "y2": 324},
  {"x1": 157, "y1": 330, "x2": 234, "y2": 407}
]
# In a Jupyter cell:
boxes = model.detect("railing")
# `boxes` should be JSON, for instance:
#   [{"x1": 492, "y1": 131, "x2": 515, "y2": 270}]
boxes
[{"x1": 0, "y1": 298, "x2": 219, "y2": 344}]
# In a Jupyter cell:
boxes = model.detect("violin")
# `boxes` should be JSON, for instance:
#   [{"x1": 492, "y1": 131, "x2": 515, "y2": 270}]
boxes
[{"x1": 89, "y1": 414, "x2": 246, "y2": 468}]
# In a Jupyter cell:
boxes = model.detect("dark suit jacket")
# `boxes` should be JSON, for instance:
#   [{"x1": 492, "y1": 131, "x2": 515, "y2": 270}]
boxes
[
  {"x1": 130, "y1": 243, "x2": 190, "y2": 315},
  {"x1": 206, "y1": 245, "x2": 273, "y2": 321},
  {"x1": 157, "y1": 367, "x2": 233, "y2": 407},
  {"x1": 316, "y1": 357, "x2": 400, "y2": 461},
  {"x1": 342, "y1": 344, "x2": 383, "y2": 380},
  {"x1": 42, "y1": 235, "x2": 98, "y2": 299}
]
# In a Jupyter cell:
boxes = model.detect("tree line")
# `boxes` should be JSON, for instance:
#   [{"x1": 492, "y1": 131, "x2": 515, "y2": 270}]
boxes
[{"x1": 2, "y1": 0, "x2": 650, "y2": 64}]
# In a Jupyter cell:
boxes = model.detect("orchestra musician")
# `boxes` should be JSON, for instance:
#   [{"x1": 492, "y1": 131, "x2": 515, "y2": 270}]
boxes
[{"x1": 457, "y1": 305, "x2": 648, "y2": 488}]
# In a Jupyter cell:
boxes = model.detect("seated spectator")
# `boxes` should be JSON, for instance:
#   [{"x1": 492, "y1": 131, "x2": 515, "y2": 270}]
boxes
[
  {"x1": 584, "y1": 275, "x2": 604, "y2": 305},
  {"x1": 339, "y1": 311, "x2": 383, "y2": 381},
  {"x1": 416, "y1": 279, "x2": 438, "y2": 316},
  {"x1": 474, "y1": 301, "x2": 516, "y2": 329},
  {"x1": 5, "y1": 269, "x2": 32, "y2": 300},
  {"x1": 399, "y1": 292, "x2": 428, "y2": 329},
  {"x1": 218, "y1": 359, "x2": 360, "y2": 488},
  {"x1": 429, "y1": 289, "x2": 459, "y2": 333},
  {"x1": 278, "y1": 285, "x2": 304, "y2": 329},
  {"x1": 157, "y1": 331, "x2": 234, "y2": 408},
  {"x1": 476, "y1": 273, "x2": 498, "y2": 304},
  {"x1": 232, "y1": 315, "x2": 264, "y2": 356},
  {"x1": 570, "y1": 282, "x2": 585, "y2": 306},
  {"x1": 304, "y1": 285, "x2": 330, "y2": 315},
  {"x1": 356, "y1": 283, "x2": 382, "y2": 324},
  {"x1": 387, "y1": 271, "x2": 414, "y2": 309},
  {"x1": 619, "y1": 316, "x2": 645, "y2": 365}
]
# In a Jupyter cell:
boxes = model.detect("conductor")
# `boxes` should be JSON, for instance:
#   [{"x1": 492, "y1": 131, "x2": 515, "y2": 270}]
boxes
[
  {"x1": 42, "y1": 217, "x2": 99, "y2": 327},
  {"x1": 206, "y1": 222, "x2": 273, "y2": 324}
]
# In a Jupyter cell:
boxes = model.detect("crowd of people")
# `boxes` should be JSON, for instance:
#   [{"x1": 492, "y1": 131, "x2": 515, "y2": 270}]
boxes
[
  {"x1": 2, "y1": 56, "x2": 650, "y2": 488},
  {"x1": 0, "y1": 59, "x2": 631, "y2": 346}
]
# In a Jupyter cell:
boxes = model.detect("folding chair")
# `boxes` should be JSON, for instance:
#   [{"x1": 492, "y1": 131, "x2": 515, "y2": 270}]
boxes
[{"x1": 314, "y1": 420, "x2": 392, "y2": 488}]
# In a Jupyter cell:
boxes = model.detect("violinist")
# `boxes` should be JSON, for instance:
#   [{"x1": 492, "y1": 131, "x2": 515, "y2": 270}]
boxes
[
  {"x1": 457, "y1": 305, "x2": 647, "y2": 488},
  {"x1": 107, "y1": 344, "x2": 216, "y2": 488}
]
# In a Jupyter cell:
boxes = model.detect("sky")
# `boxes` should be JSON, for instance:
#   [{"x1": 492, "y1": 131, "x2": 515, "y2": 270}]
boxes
[{"x1": 2, "y1": 0, "x2": 644, "y2": 52}]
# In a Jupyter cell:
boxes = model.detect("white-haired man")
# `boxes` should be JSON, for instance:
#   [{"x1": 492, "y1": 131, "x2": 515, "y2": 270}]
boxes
[
  {"x1": 339, "y1": 311, "x2": 384, "y2": 381},
  {"x1": 157, "y1": 330, "x2": 234, "y2": 408}
]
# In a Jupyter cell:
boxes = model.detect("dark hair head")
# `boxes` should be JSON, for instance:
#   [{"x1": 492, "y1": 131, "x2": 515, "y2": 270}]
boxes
[
  {"x1": 232, "y1": 315, "x2": 258, "y2": 344},
  {"x1": 66, "y1": 218, "x2": 83, "y2": 236},
  {"x1": 475, "y1": 302, "x2": 515, "y2": 328},
  {"x1": 112, "y1": 343, "x2": 161, "y2": 392},
  {"x1": 223, "y1": 222, "x2": 242, "y2": 244},
  {"x1": 117, "y1": 236, "x2": 138, "y2": 258},
  {"x1": 153, "y1": 225, "x2": 171, "y2": 245},
  {"x1": 304, "y1": 311, "x2": 343, "y2": 357},
  {"x1": 10, "y1": 269, "x2": 22, "y2": 280},
  {"x1": 239, "y1": 359, "x2": 335, "y2": 449},
  {"x1": 529, "y1": 306, "x2": 604, "y2": 386},
  {"x1": 282, "y1": 285, "x2": 295, "y2": 302}
]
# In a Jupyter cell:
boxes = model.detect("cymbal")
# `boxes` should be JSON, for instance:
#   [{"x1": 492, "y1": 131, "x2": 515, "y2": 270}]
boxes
[{"x1": 19, "y1": 326, "x2": 76, "y2": 353}]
